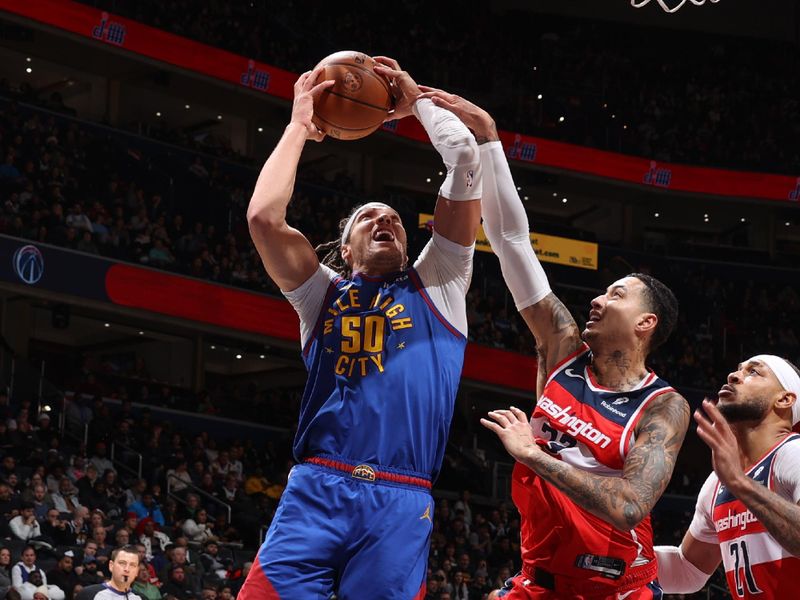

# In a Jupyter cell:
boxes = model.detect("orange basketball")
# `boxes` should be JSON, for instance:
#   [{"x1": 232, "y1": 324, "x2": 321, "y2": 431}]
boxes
[{"x1": 312, "y1": 51, "x2": 394, "y2": 141}]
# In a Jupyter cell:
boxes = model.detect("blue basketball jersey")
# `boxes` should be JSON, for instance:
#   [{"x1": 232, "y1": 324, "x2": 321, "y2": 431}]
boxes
[{"x1": 293, "y1": 268, "x2": 467, "y2": 479}]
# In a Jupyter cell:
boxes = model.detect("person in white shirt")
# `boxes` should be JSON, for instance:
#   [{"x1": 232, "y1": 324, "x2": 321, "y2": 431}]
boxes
[
  {"x1": 9, "y1": 503, "x2": 41, "y2": 541},
  {"x1": 655, "y1": 354, "x2": 800, "y2": 597}
]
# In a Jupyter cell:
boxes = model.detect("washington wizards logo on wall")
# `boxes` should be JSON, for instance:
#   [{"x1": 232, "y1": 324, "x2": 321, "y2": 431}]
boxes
[{"x1": 12, "y1": 245, "x2": 44, "y2": 285}]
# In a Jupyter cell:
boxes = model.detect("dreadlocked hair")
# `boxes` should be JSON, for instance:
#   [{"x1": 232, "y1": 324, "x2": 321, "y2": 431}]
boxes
[{"x1": 314, "y1": 214, "x2": 353, "y2": 278}]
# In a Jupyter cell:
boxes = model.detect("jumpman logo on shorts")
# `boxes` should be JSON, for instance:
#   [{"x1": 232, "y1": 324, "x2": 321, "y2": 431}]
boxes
[{"x1": 420, "y1": 504, "x2": 432, "y2": 522}]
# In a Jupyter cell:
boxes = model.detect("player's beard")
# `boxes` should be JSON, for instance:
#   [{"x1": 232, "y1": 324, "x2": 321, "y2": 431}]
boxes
[{"x1": 718, "y1": 395, "x2": 768, "y2": 422}]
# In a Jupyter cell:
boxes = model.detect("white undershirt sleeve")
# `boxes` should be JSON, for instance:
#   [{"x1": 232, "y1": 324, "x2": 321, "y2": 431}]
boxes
[
  {"x1": 688, "y1": 473, "x2": 720, "y2": 544},
  {"x1": 771, "y1": 439, "x2": 800, "y2": 503},
  {"x1": 282, "y1": 264, "x2": 338, "y2": 347},
  {"x1": 480, "y1": 141, "x2": 551, "y2": 310},
  {"x1": 413, "y1": 231, "x2": 473, "y2": 338}
]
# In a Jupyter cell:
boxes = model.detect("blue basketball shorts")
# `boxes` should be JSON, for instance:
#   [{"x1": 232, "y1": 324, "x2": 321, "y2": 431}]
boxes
[{"x1": 237, "y1": 457, "x2": 434, "y2": 600}]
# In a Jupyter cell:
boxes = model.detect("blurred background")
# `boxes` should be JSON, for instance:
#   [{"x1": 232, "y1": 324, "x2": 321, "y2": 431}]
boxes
[{"x1": 1, "y1": 1, "x2": 799, "y2": 598}]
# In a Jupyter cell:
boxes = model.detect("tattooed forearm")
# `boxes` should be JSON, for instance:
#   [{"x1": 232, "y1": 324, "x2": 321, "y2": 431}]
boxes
[
  {"x1": 525, "y1": 392, "x2": 690, "y2": 531},
  {"x1": 522, "y1": 292, "x2": 582, "y2": 374},
  {"x1": 729, "y1": 478, "x2": 800, "y2": 556}
]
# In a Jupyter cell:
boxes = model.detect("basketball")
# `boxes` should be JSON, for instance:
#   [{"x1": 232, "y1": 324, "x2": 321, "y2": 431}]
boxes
[{"x1": 311, "y1": 51, "x2": 394, "y2": 141}]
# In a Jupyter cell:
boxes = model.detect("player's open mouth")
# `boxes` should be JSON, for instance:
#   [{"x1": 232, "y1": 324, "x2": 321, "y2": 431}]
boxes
[
  {"x1": 373, "y1": 230, "x2": 395, "y2": 242},
  {"x1": 586, "y1": 310, "x2": 602, "y2": 326}
]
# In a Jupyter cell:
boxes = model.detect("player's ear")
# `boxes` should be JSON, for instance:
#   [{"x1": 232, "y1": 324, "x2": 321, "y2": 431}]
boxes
[
  {"x1": 340, "y1": 243, "x2": 352, "y2": 267},
  {"x1": 776, "y1": 390, "x2": 796, "y2": 413},
  {"x1": 635, "y1": 312, "x2": 657, "y2": 334}
]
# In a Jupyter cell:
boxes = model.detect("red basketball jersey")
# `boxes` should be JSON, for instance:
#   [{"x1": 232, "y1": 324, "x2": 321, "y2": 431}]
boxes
[
  {"x1": 512, "y1": 344, "x2": 674, "y2": 594},
  {"x1": 705, "y1": 434, "x2": 800, "y2": 599}
]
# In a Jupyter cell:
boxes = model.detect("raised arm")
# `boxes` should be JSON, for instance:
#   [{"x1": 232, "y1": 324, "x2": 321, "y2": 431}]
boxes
[
  {"x1": 246, "y1": 68, "x2": 334, "y2": 291},
  {"x1": 417, "y1": 89, "x2": 580, "y2": 385},
  {"x1": 696, "y1": 398, "x2": 800, "y2": 555},
  {"x1": 482, "y1": 391, "x2": 690, "y2": 531},
  {"x1": 374, "y1": 60, "x2": 482, "y2": 248}
]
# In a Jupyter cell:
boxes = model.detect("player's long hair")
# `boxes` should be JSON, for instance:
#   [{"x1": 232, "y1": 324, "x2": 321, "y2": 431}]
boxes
[{"x1": 314, "y1": 207, "x2": 360, "y2": 279}]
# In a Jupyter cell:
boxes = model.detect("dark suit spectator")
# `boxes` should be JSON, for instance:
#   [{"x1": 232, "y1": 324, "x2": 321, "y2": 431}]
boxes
[
  {"x1": 41, "y1": 508, "x2": 77, "y2": 547},
  {"x1": 160, "y1": 566, "x2": 194, "y2": 600},
  {"x1": 46, "y1": 552, "x2": 80, "y2": 600}
]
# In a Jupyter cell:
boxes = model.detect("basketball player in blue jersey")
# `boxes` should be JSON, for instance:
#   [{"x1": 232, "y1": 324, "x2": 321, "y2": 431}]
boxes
[
  {"x1": 238, "y1": 58, "x2": 482, "y2": 600},
  {"x1": 418, "y1": 88, "x2": 690, "y2": 600},
  {"x1": 654, "y1": 355, "x2": 800, "y2": 598}
]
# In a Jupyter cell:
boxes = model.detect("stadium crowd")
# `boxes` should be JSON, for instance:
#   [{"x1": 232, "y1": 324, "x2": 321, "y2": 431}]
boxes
[
  {"x1": 75, "y1": 0, "x2": 800, "y2": 174},
  {"x1": 0, "y1": 378, "x2": 732, "y2": 600},
  {"x1": 1, "y1": 97, "x2": 799, "y2": 406}
]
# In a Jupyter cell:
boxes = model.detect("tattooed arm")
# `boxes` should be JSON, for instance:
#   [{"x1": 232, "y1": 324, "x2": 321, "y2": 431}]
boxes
[
  {"x1": 695, "y1": 398, "x2": 800, "y2": 555},
  {"x1": 723, "y1": 481, "x2": 800, "y2": 555},
  {"x1": 522, "y1": 294, "x2": 583, "y2": 398},
  {"x1": 482, "y1": 392, "x2": 690, "y2": 531}
]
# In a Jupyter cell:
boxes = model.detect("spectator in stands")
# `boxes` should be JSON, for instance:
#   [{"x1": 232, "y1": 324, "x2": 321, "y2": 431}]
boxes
[
  {"x1": 75, "y1": 557, "x2": 103, "y2": 589},
  {"x1": 65, "y1": 204, "x2": 91, "y2": 234},
  {"x1": 11, "y1": 547, "x2": 45, "y2": 596},
  {"x1": 213, "y1": 476, "x2": 241, "y2": 507},
  {"x1": 65, "y1": 458, "x2": 86, "y2": 485},
  {"x1": 9, "y1": 502, "x2": 42, "y2": 542},
  {"x1": 0, "y1": 456, "x2": 17, "y2": 481},
  {"x1": 176, "y1": 494, "x2": 200, "y2": 523},
  {"x1": 0, "y1": 482, "x2": 20, "y2": 534},
  {"x1": 51, "y1": 478, "x2": 81, "y2": 514},
  {"x1": 75, "y1": 466, "x2": 98, "y2": 506},
  {"x1": 208, "y1": 452, "x2": 234, "y2": 483},
  {"x1": 136, "y1": 518, "x2": 170, "y2": 567},
  {"x1": 198, "y1": 541, "x2": 228, "y2": 585},
  {"x1": 28, "y1": 485, "x2": 52, "y2": 521},
  {"x1": 46, "y1": 552, "x2": 79, "y2": 600},
  {"x1": 131, "y1": 564, "x2": 161, "y2": 600},
  {"x1": 81, "y1": 483, "x2": 113, "y2": 516},
  {"x1": 90, "y1": 527, "x2": 112, "y2": 565},
  {"x1": 0, "y1": 547, "x2": 12, "y2": 599},
  {"x1": 18, "y1": 569, "x2": 64, "y2": 600},
  {"x1": 34, "y1": 413, "x2": 55, "y2": 445},
  {"x1": 160, "y1": 566, "x2": 193, "y2": 600},
  {"x1": 88, "y1": 512, "x2": 112, "y2": 537},
  {"x1": 88, "y1": 443, "x2": 114, "y2": 477},
  {"x1": 218, "y1": 586, "x2": 233, "y2": 600},
  {"x1": 41, "y1": 508, "x2": 76, "y2": 547},
  {"x1": 124, "y1": 480, "x2": 147, "y2": 508},
  {"x1": 196, "y1": 474, "x2": 215, "y2": 498},
  {"x1": 200, "y1": 586, "x2": 216, "y2": 600},
  {"x1": 129, "y1": 493, "x2": 165, "y2": 527},
  {"x1": 31, "y1": 585, "x2": 49, "y2": 600},
  {"x1": 113, "y1": 529, "x2": 131, "y2": 549},
  {"x1": 181, "y1": 509, "x2": 213, "y2": 545},
  {"x1": 119, "y1": 512, "x2": 140, "y2": 538},
  {"x1": 67, "y1": 507, "x2": 89, "y2": 547},
  {"x1": 101, "y1": 471, "x2": 125, "y2": 514},
  {"x1": 165, "y1": 462, "x2": 191, "y2": 495},
  {"x1": 159, "y1": 547, "x2": 200, "y2": 598}
]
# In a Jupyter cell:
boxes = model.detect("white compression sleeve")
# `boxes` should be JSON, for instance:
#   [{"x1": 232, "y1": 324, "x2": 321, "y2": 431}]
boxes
[
  {"x1": 654, "y1": 545, "x2": 712, "y2": 594},
  {"x1": 480, "y1": 141, "x2": 551, "y2": 310},
  {"x1": 413, "y1": 98, "x2": 482, "y2": 201}
]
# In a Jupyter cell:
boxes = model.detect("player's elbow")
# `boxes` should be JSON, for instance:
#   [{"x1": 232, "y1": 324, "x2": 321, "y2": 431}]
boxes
[
  {"x1": 246, "y1": 202, "x2": 284, "y2": 233},
  {"x1": 615, "y1": 501, "x2": 649, "y2": 531},
  {"x1": 450, "y1": 134, "x2": 480, "y2": 167}
]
